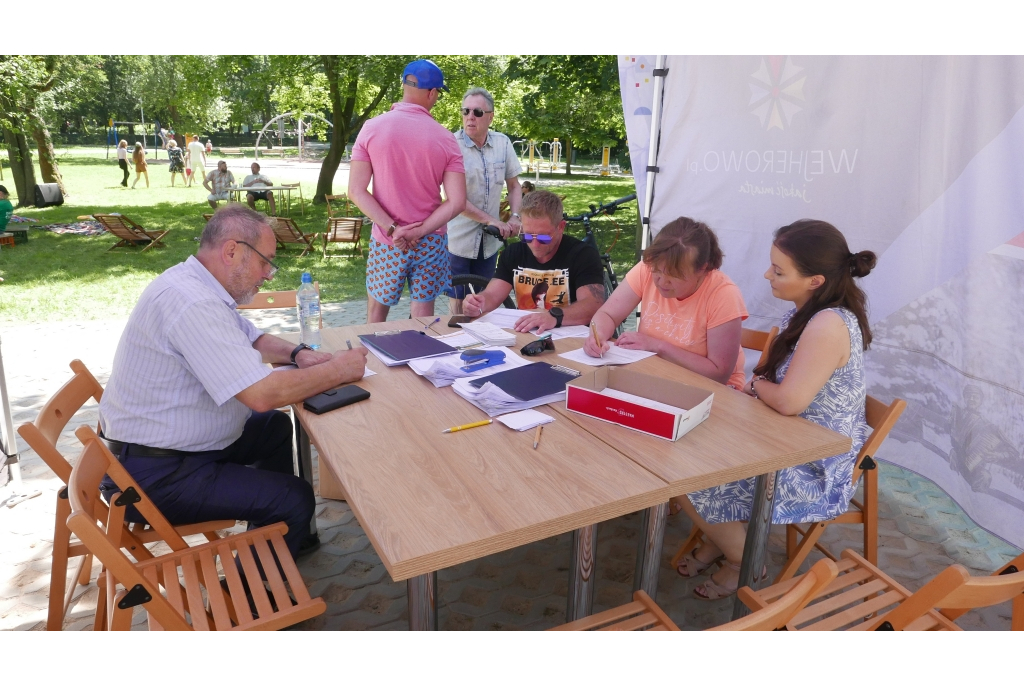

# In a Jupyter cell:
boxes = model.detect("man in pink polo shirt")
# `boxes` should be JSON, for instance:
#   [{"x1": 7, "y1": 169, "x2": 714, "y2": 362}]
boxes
[{"x1": 349, "y1": 59, "x2": 467, "y2": 323}]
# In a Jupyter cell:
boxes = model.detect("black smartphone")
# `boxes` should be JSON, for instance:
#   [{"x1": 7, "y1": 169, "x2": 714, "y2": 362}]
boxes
[
  {"x1": 303, "y1": 385, "x2": 370, "y2": 414},
  {"x1": 448, "y1": 315, "x2": 473, "y2": 328}
]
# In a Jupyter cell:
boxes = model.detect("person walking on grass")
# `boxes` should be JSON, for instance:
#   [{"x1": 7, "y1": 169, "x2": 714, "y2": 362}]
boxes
[
  {"x1": 116, "y1": 140, "x2": 131, "y2": 187},
  {"x1": 187, "y1": 135, "x2": 208, "y2": 187},
  {"x1": 167, "y1": 140, "x2": 187, "y2": 187},
  {"x1": 131, "y1": 142, "x2": 149, "y2": 189}
]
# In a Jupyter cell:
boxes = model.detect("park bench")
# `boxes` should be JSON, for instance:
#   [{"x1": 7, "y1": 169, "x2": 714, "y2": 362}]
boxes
[{"x1": 215, "y1": 147, "x2": 248, "y2": 158}]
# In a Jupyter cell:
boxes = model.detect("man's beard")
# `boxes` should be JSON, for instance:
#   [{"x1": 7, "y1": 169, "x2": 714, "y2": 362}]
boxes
[{"x1": 227, "y1": 255, "x2": 259, "y2": 305}]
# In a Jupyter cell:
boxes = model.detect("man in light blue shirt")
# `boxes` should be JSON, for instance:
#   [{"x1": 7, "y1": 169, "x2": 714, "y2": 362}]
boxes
[
  {"x1": 445, "y1": 87, "x2": 523, "y2": 312},
  {"x1": 99, "y1": 204, "x2": 367, "y2": 560}
]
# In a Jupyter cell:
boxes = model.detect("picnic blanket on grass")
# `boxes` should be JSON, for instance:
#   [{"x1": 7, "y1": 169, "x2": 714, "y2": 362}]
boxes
[{"x1": 34, "y1": 220, "x2": 105, "y2": 236}]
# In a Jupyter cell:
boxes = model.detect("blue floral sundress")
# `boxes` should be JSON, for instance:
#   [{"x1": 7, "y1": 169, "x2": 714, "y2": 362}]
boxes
[{"x1": 688, "y1": 307, "x2": 869, "y2": 524}]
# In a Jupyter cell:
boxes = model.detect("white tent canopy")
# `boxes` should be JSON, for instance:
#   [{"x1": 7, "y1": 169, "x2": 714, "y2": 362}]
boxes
[{"x1": 620, "y1": 55, "x2": 1024, "y2": 549}]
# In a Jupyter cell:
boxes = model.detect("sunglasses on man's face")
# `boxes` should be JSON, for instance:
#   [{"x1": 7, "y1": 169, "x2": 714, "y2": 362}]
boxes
[
  {"x1": 461, "y1": 108, "x2": 493, "y2": 118},
  {"x1": 520, "y1": 233, "x2": 553, "y2": 244},
  {"x1": 520, "y1": 335, "x2": 555, "y2": 356}
]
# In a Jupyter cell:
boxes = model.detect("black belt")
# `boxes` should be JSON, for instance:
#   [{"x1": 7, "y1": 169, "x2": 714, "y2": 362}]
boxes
[{"x1": 100, "y1": 436, "x2": 193, "y2": 458}]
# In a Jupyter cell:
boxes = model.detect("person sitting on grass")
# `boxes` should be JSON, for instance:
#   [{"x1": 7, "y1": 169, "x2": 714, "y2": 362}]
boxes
[
  {"x1": 675, "y1": 220, "x2": 875, "y2": 601},
  {"x1": 0, "y1": 185, "x2": 13, "y2": 234},
  {"x1": 242, "y1": 162, "x2": 276, "y2": 216}
]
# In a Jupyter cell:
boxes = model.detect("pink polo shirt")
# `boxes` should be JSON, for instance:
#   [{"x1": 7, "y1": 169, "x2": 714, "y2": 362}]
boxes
[{"x1": 351, "y1": 102, "x2": 465, "y2": 246}]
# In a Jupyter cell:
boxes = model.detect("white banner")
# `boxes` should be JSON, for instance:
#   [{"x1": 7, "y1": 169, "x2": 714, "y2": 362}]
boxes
[{"x1": 620, "y1": 55, "x2": 1024, "y2": 549}]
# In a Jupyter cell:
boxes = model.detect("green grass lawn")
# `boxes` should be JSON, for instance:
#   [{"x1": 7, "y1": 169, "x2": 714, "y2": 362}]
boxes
[{"x1": 0, "y1": 147, "x2": 640, "y2": 324}]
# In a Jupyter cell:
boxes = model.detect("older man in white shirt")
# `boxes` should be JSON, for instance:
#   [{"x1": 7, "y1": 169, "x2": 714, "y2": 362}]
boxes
[
  {"x1": 99, "y1": 203, "x2": 367, "y2": 560},
  {"x1": 445, "y1": 87, "x2": 523, "y2": 312}
]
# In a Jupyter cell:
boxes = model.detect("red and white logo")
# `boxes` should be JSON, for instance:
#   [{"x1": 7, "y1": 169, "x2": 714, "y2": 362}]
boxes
[{"x1": 749, "y1": 56, "x2": 806, "y2": 131}]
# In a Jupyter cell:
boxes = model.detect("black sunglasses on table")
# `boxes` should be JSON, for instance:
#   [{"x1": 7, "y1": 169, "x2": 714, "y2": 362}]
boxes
[{"x1": 520, "y1": 335, "x2": 555, "y2": 356}]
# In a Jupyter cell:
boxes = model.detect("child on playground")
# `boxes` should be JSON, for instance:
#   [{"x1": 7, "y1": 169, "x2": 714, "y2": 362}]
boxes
[{"x1": 131, "y1": 142, "x2": 149, "y2": 189}]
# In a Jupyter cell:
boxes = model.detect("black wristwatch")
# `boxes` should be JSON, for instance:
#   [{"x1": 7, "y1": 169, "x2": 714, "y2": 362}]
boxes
[
  {"x1": 549, "y1": 307, "x2": 564, "y2": 328},
  {"x1": 290, "y1": 343, "x2": 312, "y2": 364}
]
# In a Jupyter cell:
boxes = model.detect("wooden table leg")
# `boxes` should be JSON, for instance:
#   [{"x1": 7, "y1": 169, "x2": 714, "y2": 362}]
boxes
[
  {"x1": 293, "y1": 416, "x2": 318, "y2": 537},
  {"x1": 633, "y1": 502, "x2": 668, "y2": 600},
  {"x1": 407, "y1": 572, "x2": 438, "y2": 630},
  {"x1": 732, "y1": 470, "x2": 779, "y2": 620},
  {"x1": 566, "y1": 524, "x2": 597, "y2": 621}
]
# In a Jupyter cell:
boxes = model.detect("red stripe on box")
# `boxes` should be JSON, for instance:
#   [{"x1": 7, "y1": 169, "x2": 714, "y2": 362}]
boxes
[{"x1": 566, "y1": 386, "x2": 676, "y2": 439}]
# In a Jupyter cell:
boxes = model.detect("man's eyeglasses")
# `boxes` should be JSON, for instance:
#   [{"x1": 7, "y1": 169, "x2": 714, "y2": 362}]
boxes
[
  {"x1": 520, "y1": 233, "x2": 553, "y2": 245},
  {"x1": 461, "y1": 108, "x2": 493, "y2": 118},
  {"x1": 236, "y1": 241, "x2": 279, "y2": 279}
]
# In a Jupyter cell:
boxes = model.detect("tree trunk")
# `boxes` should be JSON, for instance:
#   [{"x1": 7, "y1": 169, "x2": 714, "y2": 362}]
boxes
[
  {"x1": 2, "y1": 124, "x2": 38, "y2": 206},
  {"x1": 27, "y1": 109, "x2": 66, "y2": 196},
  {"x1": 564, "y1": 137, "x2": 573, "y2": 176},
  {"x1": 314, "y1": 57, "x2": 351, "y2": 204}
]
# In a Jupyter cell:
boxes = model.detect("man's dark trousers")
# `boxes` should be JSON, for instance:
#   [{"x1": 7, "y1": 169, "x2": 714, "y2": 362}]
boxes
[{"x1": 106, "y1": 410, "x2": 315, "y2": 560}]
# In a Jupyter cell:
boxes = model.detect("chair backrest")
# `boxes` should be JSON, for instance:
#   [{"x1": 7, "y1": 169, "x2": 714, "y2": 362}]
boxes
[
  {"x1": 939, "y1": 551, "x2": 1024, "y2": 627},
  {"x1": 740, "y1": 326, "x2": 779, "y2": 368},
  {"x1": 269, "y1": 216, "x2": 305, "y2": 242},
  {"x1": 94, "y1": 214, "x2": 143, "y2": 240},
  {"x1": 236, "y1": 282, "x2": 323, "y2": 329},
  {"x1": 325, "y1": 216, "x2": 362, "y2": 242},
  {"x1": 324, "y1": 194, "x2": 351, "y2": 218},
  {"x1": 715, "y1": 558, "x2": 838, "y2": 630},
  {"x1": 66, "y1": 426, "x2": 192, "y2": 630},
  {"x1": 202, "y1": 213, "x2": 213, "y2": 223},
  {"x1": 851, "y1": 396, "x2": 907, "y2": 484},
  {"x1": 17, "y1": 359, "x2": 104, "y2": 484}
]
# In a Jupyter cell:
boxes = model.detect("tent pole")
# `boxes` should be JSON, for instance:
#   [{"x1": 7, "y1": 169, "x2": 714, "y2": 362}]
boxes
[{"x1": 641, "y1": 55, "x2": 668, "y2": 252}]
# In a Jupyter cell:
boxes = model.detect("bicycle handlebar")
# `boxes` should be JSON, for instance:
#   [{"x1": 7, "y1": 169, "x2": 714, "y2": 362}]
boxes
[
  {"x1": 563, "y1": 193, "x2": 637, "y2": 222},
  {"x1": 482, "y1": 224, "x2": 504, "y2": 239}
]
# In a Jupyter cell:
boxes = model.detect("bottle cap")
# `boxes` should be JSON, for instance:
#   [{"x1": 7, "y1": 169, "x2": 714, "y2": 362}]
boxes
[{"x1": 301, "y1": 272, "x2": 312, "y2": 283}]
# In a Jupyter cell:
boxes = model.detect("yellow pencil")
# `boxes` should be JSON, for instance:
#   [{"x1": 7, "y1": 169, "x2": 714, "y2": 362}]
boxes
[
  {"x1": 442, "y1": 419, "x2": 493, "y2": 434},
  {"x1": 590, "y1": 322, "x2": 604, "y2": 358},
  {"x1": 533, "y1": 425, "x2": 543, "y2": 449}
]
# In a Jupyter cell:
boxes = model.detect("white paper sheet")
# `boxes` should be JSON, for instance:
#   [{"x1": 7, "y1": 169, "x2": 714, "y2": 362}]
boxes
[
  {"x1": 496, "y1": 410, "x2": 555, "y2": 431},
  {"x1": 459, "y1": 321, "x2": 516, "y2": 346},
  {"x1": 272, "y1": 364, "x2": 376, "y2": 379},
  {"x1": 408, "y1": 348, "x2": 532, "y2": 387},
  {"x1": 558, "y1": 344, "x2": 657, "y2": 367},
  {"x1": 476, "y1": 308, "x2": 530, "y2": 328}
]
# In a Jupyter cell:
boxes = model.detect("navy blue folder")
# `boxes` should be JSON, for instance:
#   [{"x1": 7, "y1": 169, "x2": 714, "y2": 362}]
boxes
[
  {"x1": 468, "y1": 362, "x2": 581, "y2": 401},
  {"x1": 357, "y1": 330, "x2": 456, "y2": 363}
]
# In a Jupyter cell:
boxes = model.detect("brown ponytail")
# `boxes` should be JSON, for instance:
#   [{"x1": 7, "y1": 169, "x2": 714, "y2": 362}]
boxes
[{"x1": 754, "y1": 220, "x2": 876, "y2": 382}]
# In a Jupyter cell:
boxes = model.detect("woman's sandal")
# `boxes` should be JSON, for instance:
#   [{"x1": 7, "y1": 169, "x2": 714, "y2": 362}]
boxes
[
  {"x1": 693, "y1": 562, "x2": 768, "y2": 601},
  {"x1": 676, "y1": 548, "x2": 725, "y2": 578}
]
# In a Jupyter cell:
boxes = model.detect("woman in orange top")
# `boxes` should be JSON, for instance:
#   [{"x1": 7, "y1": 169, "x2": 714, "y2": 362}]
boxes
[{"x1": 585, "y1": 216, "x2": 748, "y2": 387}]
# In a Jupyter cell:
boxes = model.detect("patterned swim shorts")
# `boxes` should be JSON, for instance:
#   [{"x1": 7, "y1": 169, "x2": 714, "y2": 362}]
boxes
[{"x1": 366, "y1": 234, "x2": 451, "y2": 307}]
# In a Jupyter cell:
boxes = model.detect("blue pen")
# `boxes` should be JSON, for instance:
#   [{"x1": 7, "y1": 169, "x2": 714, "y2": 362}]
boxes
[{"x1": 424, "y1": 317, "x2": 441, "y2": 329}]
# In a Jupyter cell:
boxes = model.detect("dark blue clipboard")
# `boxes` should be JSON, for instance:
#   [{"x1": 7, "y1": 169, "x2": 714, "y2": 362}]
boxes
[
  {"x1": 357, "y1": 330, "x2": 456, "y2": 363},
  {"x1": 468, "y1": 362, "x2": 581, "y2": 401}
]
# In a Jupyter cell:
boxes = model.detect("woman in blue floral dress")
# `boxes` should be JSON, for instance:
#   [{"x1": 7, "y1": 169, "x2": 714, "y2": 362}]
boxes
[
  {"x1": 167, "y1": 140, "x2": 187, "y2": 187},
  {"x1": 676, "y1": 219, "x2": 878, "y2": 599}
]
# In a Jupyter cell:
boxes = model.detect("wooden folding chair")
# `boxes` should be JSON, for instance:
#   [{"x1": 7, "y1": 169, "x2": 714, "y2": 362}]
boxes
[
  {"x1": 282, "y1": 182, "x2": 304, "y2": 216},
  {"x1": 67, "y1": 425, "x2": 326, "y2": 631},
  {"x1": 938, "y1": 551, "x2": 1024, "y2": 630},
  {"x1": 323, "y1": 194, "x2": 364, "y2": 258},
  {"x1": 552, "y1": 559, "x2": 839, "y2": 631},
  {"x1": 740, "y1": 548, "x2": 1024, "y2": 630},
  {"x1": 93, "y1": 214, "x2": 171, "y2": 253},
  {"x1": 549, "y1": 590, "x2": 681, "y2": 631},
  {"x1": 16, "y1": 360, "x2": 233, "y2": 631},
  {"x1": 269, "y1": 217, "x2": 319, "y2": 257},
  {"x1": 670, "y1": 326, "x2": 778, "y2": 562},
  {"x1": 202, "y1": 213, "x2": 213, "y2": 223}
]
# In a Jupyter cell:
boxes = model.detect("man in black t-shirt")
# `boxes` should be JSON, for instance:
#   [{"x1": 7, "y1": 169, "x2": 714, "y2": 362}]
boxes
[{"x1": 463, "y1": 190, "x2": 606, "y2": 334}]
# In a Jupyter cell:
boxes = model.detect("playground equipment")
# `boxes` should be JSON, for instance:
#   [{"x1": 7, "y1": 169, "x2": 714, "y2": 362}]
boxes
[
  {"x1": 105, "y1": 105, "x2": 160, "y2": 160},
  {"x1": 254, "y1": 112, "x2": 333, "y2": 160},
  {"x1": 514, "y1": 139, "x2": 563, "y2": 181}
]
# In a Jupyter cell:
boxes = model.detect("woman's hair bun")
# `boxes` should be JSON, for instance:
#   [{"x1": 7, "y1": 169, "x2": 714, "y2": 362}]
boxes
[{"x1": 850, "y1": 250, "x2": 877, "y2": 278}]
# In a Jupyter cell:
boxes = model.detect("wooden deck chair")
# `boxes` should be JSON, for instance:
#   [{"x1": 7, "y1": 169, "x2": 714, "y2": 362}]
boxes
[
  {"x1": 670, "y1": 326, "x2": 778, "y2": 564},
  {"x1": 323, "y1": 194, "x2": 364, "y2": 258},
  {"x1": 202, "y1": 213, "x2": 213, "y2": 223},
  {"x1": 93, "y1": 214, "x2": 171, "y2": 253},
  {"x1": 740, "y1": 548, "x2": 1024, "y2": 630},
  {"x1": 16, "y1": 360, "x2": 233, "y2": 631},
  {"x1": 269, "y1": 217, "x2": 319, "y2": 257},
  {"x1": 67, "y1": 426, "x2": 326, "y2": 631},
  {"x1": 282, "y1": 182, "x2": 304, "y2": 216},
  {"x1": 549, "y1": 590, "x2": 680, "y2": 631},
  {"x1": 236, "y1": 282, "x2": 322, "y2": 328}
]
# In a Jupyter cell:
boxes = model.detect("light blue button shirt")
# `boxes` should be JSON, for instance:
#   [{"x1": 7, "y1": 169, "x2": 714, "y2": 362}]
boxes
[
  {"x1": 447, "y1": 130, "x2": 522, "y2": 259},
  {"x1": 99, "y1": 256, "x2": 271, "y2": 452}
]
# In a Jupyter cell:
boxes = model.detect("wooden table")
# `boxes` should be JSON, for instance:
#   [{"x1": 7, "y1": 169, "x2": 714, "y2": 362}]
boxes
[
  {"x1": 289, "y1": 318, "x2": 851, "y2": 628},
  {"x1": 289, "y1": 319, "x2": 670, "y2": 629},
  {"x1": 227, "y1": 186, "x2": 295, "y2": 215}
]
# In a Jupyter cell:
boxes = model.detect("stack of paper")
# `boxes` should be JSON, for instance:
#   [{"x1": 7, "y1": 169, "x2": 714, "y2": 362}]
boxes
[
  {"x1": 541, "y1": 325, "x2": 592, "y2": 340},
  {"x1": 459, "y1": 321, "x2": 516, "y2": 346},
  {"x1": 558, "y1": 345, "x2": 658, "y2": 367},
  {"x1": 451, "y1": 362, "x2": 577, "y2": 417},
  {"x1": 496, "y1": 410, "x2": 555, "y2": 431},
  {"x1": 408, "y1": 347, "x2": 533, "y2": 388},
  {"x1": 476, "y1": 308, "x2": 528, "y2": 329},
  {"x1": 452, "y1": 379, "x2": 563, "y2": 417}
]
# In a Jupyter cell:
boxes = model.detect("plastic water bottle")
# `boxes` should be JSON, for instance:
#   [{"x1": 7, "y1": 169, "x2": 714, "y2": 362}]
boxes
[{"x1": 297, "y1": 272, "x2": 321, "y2": 349}]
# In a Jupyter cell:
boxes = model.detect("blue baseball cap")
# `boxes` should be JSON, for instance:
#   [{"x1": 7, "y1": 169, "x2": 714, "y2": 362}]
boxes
[{"x1": 401, "y1": 59, "x2": 449, "y2": 92}]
